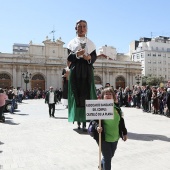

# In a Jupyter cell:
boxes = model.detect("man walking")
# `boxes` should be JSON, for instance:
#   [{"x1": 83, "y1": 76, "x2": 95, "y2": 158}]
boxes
[{"x1": 45, "y1": 86, "x2": 57, "y2": 118}]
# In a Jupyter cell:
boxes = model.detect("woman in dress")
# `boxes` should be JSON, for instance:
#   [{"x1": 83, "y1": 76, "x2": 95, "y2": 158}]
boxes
[{"x1": 67, "y1": 20, "x2": 97, "y2": 130}]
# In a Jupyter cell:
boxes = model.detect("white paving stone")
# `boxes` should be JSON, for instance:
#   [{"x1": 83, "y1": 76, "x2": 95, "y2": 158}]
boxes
[{"x1": 0, "y1": 99, "x2": 170, "y2": 169}]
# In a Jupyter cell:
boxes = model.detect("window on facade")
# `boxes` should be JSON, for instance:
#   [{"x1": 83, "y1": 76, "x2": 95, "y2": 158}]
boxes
[
  {"x1": 167, "y1": 48, "x2": 170, "y2": 52},
  {"x1": 0, "y1": 74, "x2": 10, "y2": 79},
  {"x1": 156, "y1": 47, "x2": 158, "y2": 50},
  {"x1": 153, "y1": 54, "x2": 156, "y2": 56},
  {"x1": 137, "y1": 55, "x2": 140, "y2": 59},
  {"x1": 158, "y1": 54, "x2": 161, "y2": 56},
  {"x1": 141, "y1": 53, "x2": 143, "y2": 58},
  {"x1": 162, "y1": 48, "x2": 164, "y2": 51}
]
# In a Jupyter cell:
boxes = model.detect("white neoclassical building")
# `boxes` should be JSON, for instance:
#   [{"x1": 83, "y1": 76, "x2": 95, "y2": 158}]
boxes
[{"x1": 0, "y1": 37, "x2": 142, "y2": 90}]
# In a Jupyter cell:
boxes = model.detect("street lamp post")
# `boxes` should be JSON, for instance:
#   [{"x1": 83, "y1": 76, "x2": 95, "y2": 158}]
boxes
[
  {"x1": 135, "y1": 75, "x2": 141, "y2": 85},
  {"x1": 22, "y1": 72, "x2": 32, "y2": 91}
]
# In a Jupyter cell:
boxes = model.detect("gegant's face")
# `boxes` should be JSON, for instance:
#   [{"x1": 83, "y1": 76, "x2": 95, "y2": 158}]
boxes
[{"x1": 76, "y1": 22, "x2": 87, "y2": 37}]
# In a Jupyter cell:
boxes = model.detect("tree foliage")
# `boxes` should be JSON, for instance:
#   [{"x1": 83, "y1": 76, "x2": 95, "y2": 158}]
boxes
[{"x1": 142, "y1": 76, "x2": 165, "y2": 86}]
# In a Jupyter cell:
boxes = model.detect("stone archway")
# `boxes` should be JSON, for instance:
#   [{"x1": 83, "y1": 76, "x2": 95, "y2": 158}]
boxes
[
  {"x1": 116, "y1": 76, "x2": 125, "y2": 89},
  {"x1": 31, "y1": 74, "x2": 45, "y2": 90},
  {"x1": 0, "y1": 73, "x2": 11, "y2": 89},
  {"x1": 94, "y1": 75, "x2": 102, "y2": 84}
]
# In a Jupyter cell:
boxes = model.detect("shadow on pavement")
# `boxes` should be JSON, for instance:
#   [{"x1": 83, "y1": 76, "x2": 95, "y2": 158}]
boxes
[
  {"x1": 13, "y1": 113, "x2": 29, "y2": 116},
  {"x1": 55, "y1": 108, "x2": 66, "y2": 111},
  {"x1": 3, "y1": 118, "x2": 20, "y2": 125},
  {"x1": 12, "y1": 110, "x2": 20, "y2": 112},
  {"x1": 128, "y1": 132, "x2": 170, "y2": 142},
  {"x1": 73, "y1": 128, "x2": 89, "y2": 135},
  {"x1": 0, "y1": 141, "x2": 3, "y2": 154},
  {"x1": 18, "y1": 102, "x2": 29, "y2": 104},
  {"x1": 53, "y1": 117, "x2": 67, "y2": 119},
  {"x1": 8, "y1": 110, "x2": 29, "y2": 116},
  {"x1": 0, "y1": 141, "x2": 4, "y2": 145},
  {"x1": 3, "y1": 116, "x2": 12, "y2": 119}
]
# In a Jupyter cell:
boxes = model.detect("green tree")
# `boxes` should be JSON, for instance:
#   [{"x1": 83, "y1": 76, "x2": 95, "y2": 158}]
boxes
[{"x1": 142, "y1": 76, "x2": 165, "y2": 86}]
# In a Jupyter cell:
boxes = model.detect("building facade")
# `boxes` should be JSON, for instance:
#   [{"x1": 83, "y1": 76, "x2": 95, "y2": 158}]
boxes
[
  {"x1": 0, "y1": 37, "x2": 142, "y2": 91},
  {"x1": 13, "y1": 43, "x2": 29, "y2": 55},
  {"x1": 131, "y1": 36, "x2": 170, "y2": 81}
]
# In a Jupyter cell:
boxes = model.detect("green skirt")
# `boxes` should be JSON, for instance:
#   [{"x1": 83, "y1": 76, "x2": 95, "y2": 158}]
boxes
[{"x1": 68, "y1": 70, "x2": 97, "y2": 122}]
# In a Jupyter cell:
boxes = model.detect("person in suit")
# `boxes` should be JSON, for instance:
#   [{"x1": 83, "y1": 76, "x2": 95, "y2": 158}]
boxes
[{"x1": 45, "y1": 86, "x2": 57, "y2": 118}]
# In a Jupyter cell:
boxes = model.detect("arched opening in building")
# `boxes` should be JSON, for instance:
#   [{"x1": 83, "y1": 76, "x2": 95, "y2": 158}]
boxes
[
  {"x1": 31, "y1": 74, "x2": 45, "y2": 90},
  {"x1": 94, "y1": 75, "x2": 102, "y2": 84},
  {"x1": 116, "y1": 76, "x2": 125, "y2": 89},
  {"x1": 0, "y1": 73, "x2": 11, "y2": 89},
  {"x1": 94, "y1": 75, "x2": 103, "y2": 89}
]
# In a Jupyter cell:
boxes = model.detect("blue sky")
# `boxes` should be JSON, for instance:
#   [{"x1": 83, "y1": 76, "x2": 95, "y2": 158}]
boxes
[{"x1": 1, "y1": 0, "x2": 170, "y2": 53}]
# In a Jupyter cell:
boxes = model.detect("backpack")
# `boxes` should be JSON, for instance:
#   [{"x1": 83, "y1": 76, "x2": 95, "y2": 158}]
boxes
[{"x1": 87, "y1": 121, "x2": 96, "y2": 137}]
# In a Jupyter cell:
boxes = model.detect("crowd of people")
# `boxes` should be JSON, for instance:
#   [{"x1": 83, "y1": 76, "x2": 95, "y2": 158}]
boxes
[
  {"x1": 0, "y1": 86, "x2": 63, "y2": 116},
  {"x1": 5, "y1": 87, "x2": 62, "y2": 101},
  {"x1": 97, "y1": 82, "x2": 170, "y2": 118}
]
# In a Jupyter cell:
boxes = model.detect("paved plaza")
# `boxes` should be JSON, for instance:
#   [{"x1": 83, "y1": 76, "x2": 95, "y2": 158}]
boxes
[{"x1": 0, "y1": 99, "x2": 170, "y2": 170}]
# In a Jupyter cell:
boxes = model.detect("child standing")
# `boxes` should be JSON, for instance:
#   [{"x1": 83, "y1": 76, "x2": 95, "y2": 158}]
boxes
[{"x1": 90, "y1": 87, "x2": 127, "y2": 170}]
